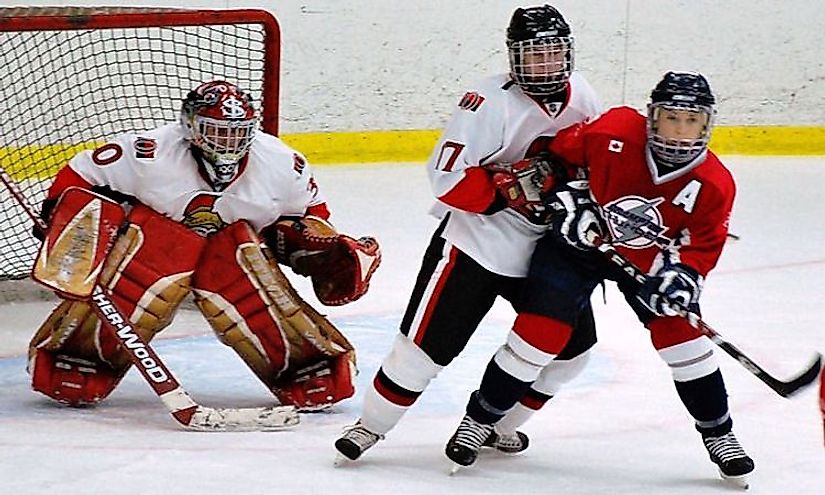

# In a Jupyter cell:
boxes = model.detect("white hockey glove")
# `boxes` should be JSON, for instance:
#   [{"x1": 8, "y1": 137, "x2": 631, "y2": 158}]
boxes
[
  {"x1": 547, "y1": 180, "x2": 607, "y2": 250},
  {"x1": 637, "y1": 261, "x2": 703, "y2": 317},
  {"x1": 487, "y1": 153, "x2": 560, "y2": 225}
]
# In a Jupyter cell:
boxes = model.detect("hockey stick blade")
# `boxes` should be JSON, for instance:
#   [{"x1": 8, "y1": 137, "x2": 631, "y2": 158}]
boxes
[{"x1": 766, "y1": 353, "x2": 821, "y2": 398}]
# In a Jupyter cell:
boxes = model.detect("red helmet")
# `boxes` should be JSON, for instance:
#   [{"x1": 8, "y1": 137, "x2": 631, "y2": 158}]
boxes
[{"x1": 181, "y1": 81, "x2": 257, "y2": 186}]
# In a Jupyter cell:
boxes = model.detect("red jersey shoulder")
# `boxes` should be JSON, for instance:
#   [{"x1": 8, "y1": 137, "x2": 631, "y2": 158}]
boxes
[
  {"x1": 693, "y1": 151, "x2": 736, "y2": 202},
  {"x1": 588, "y1": 106, "x2": 646, "y2": 141}
]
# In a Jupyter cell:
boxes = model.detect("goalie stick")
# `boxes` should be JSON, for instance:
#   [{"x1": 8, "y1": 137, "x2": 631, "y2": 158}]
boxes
[
  {"x1": 592, "y1": 235, "x2": 821, "y2": 398},
  {"x1": 0, "y1": 166, "x2": 299, "y2": 431}
]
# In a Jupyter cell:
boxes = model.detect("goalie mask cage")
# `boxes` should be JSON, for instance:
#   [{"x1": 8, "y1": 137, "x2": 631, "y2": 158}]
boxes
[{"x1": 0, "y1": 7, "x2": 281, "y2": 296}]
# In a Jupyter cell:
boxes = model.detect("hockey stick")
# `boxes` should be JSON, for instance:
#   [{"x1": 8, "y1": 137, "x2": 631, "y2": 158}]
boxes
[
  {"x1": 592, "y1": 236, "x2": 822, "y2": 398},
  {"x1": 0, "y1": 166, "x2": 299, "y2": 431}
]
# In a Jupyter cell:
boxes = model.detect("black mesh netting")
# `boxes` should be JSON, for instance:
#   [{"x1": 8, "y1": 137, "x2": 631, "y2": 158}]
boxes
[{"x1": 0, "y1": 9, "x2": 273, "y2": 283}]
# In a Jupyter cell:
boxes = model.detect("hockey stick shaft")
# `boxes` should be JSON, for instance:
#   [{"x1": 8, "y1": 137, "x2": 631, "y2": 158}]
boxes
[
  {"x1": 593, "y1": 237, "x2": 821, "y2": 398},
  {"x1": 0, "y1": 166, "x2": 297, "y2": 430}
]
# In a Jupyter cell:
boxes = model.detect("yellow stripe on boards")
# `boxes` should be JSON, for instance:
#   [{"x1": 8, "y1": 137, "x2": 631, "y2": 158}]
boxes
[
  {"x1": 280, "y1": 130, "x2": 441, "y2": 164},
  {"x1": 709, "y1": 127, "x2": 825, "y2": 156},
  {"x1": 2, "y1": 127, "x2": 823, "y2": 182}
]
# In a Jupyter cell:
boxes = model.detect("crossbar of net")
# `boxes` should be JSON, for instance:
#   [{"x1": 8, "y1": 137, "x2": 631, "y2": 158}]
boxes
[{"x1": 0, "y1": 23, "x2": 267, "y2": 283}]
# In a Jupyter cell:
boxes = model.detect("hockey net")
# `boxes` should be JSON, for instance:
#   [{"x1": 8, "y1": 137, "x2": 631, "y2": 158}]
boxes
[{"x1": 0, "y1": 7, "x2": 280, "y2": 301}]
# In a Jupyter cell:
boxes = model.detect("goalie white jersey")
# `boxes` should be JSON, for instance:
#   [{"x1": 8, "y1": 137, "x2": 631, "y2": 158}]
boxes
[
  {"x1": 427, "y1": 72, "x2": 602, "y2": 277},
  {"x1": 66, "y1": 123, "x2": 325, "y2": 234}
]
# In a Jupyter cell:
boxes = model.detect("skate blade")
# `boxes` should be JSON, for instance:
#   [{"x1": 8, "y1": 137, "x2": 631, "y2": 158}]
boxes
[
  {"x1": 333, "y1": 453, "x2": 352, "y2": 468},
  {"x1": 448, "y1": 463, "x2": 463, "y2": 476},
  {"x1": 720, "y1": 471, "x2": 750, "y2": 490}
]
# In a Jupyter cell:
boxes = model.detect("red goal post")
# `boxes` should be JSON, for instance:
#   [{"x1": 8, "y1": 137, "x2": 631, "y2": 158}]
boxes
[{"x1": 0, "y1": 7, "x2": 281, "y2": 289}]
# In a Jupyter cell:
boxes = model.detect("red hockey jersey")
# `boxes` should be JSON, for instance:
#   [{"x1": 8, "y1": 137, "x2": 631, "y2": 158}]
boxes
[{"x1": 550, "y1": 106, "x2": 735, "y2": 277}]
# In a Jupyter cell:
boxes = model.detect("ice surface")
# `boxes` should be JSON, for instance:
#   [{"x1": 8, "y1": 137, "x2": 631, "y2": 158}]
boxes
[{"x1": 1, "y1": 158, "x2": 823, "y2": 494}]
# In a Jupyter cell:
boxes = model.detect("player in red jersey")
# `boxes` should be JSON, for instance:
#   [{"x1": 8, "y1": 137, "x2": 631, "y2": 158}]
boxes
[{"x1": 446, "y1": 71, "x2": 754, "y2": 487}]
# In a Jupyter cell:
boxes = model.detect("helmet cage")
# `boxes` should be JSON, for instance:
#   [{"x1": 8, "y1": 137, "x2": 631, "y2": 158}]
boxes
[
  {"x1": 191, "y1": 115, "x2": 256, "y2": 173},
  {"x1": 508, "y1": 37, "x2": 574, "y2": 96},
  {"x1": 647, "y1": 102, "x2": 715, "y2": 166}
]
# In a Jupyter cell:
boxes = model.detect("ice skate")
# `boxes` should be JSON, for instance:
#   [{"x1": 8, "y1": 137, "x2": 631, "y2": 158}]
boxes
[
  {"x1": 333, "y1": 421, "x2": 383, "y2": 466},
  {"x1": 482, "y1": 429, "x2": 529, "y2": 454},
  {"x1": 703, "y1": 432, "x2": 754, "y2": 489},
  {"x1": 445, "y1": 414, "x2": 495, "y2": 473}
]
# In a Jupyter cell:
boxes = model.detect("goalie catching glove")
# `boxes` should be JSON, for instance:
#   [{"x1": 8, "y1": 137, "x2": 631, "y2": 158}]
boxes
[
  {"x1": 486, "y1": 153, "x2": 563, "y2": 225},
  {"x1": 546, "y1": 179, "x2": 608, "y2": 251},
  {"x1": 264, "y1": 216, "x2": 381, "y2": 306}
]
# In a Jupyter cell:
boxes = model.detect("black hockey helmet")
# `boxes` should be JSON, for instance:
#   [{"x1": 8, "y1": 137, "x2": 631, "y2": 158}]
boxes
[
  {"x1": 507, "y1": 4, "x2": 571, "y2": 42},
  {"x1": 650, "y1": 71, "x2": 716, "y2": 108},
  {"x1": 506, "y1": 5, "x2": 574, "y2": 96},
  {"x1": 647, "y1": 71, "x2": 717, "y2": 167}
]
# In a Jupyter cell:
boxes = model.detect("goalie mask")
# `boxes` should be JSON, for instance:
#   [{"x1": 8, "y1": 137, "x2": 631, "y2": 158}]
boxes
[
  {"x1": 507, "y1": 5, "x2": 575, "y2": 97},
  {"x1": 647, "y1": 71, "x2": 716, "y2": 167},
  {"x1": 181, "y1": 81, "x2": 257, "y2": 187}
]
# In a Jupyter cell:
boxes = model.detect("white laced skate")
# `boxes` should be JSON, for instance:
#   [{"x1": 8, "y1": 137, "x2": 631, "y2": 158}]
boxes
[
  {"x1": 703, "y1": 432, "x2": 755, "y2": 489},
  {"x1": 445, "y1": 414, "x2": 495, "y2": 473},
  {"x1": 333, "y1": 421, "x2": 383, "y2": 466},
  {"x1": 482, "y1": 429, "x2": 529, "y2": 454}
]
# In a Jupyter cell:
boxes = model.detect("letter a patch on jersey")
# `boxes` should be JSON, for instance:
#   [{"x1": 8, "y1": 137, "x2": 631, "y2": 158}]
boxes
[{"x1": 458, "y1": 91, "x2": 485, "y2": 112}]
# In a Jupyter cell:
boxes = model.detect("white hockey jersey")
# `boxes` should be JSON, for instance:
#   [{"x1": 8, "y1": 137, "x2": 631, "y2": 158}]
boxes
[
  {"x1": 427, "y1": 72, "x2": 602, "y2": 277},
  {"x1": 66, "y1": 123, "x2": 325, "y2": 234}
]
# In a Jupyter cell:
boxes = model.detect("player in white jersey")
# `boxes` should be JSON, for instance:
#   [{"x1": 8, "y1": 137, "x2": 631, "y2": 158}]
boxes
[
  {"x1": 27, "y1": 80, "x2": 380, "y2": 411},
  {"x1": 334, "y1": 4, "x2": 602, "y2": 464}
]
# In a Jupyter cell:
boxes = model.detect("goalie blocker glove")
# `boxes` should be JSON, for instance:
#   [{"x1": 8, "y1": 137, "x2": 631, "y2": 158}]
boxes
[
  {"x1": 546, "y1": 179, "x2": 607, "y2": 250},
  {"x1": 264, "y1": 216, "x2": 381, "y2": 306},
  {"x1": 638, "y1": 260, "x2": 703, "y2": 317}
]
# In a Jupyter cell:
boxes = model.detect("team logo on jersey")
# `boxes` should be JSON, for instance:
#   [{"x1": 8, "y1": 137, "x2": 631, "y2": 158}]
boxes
[
  {"x1": 458, "y1": 91, "x2": 485, "y2": 112},
  {"x1": 134, "y1": 137, "x2": 157, "y2": 159},
  {"x1": 603, "y1": 195, "x2": 669, "y2": 249},
  {"x1": 183, "y1": 193, "x2": 226, "y2": 236},
  {"x1": 293, "y1": 153, "x2": 306, "y2": 174}
]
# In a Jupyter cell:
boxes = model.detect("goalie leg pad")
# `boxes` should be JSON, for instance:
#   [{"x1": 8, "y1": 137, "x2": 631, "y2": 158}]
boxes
[
  {"x1": 274, "y1": 352, "x2": 356, "y2": 411},
  {"x1": 192, "y1": 221, "x2": 356, "y2": 409},
  {"x1": 28, "y1": 300, "x2": 125, "y2": 405},
  {"x1": 95, "y1": 205, "x2": 205, "y2": 369},
  {"x1": 27, "y1": 205, "x2": 205, "y2": 404}
]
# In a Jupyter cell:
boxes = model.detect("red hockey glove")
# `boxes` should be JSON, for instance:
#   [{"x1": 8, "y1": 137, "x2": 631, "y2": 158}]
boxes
[
  {"x1": 311, "y1": 235, "x2": 381, "y2": 306},
  {"x1": 487, "y1": 153, "x2": 560, "y2": 225}
]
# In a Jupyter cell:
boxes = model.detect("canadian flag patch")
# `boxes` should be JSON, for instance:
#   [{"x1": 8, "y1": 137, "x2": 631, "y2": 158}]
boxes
[
  {"x1": 608, "y1": 139, "x2": 624, "y2": 153},
  {"x1": 458, "y1": 91, "x2": 485, "y2": 112}
]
